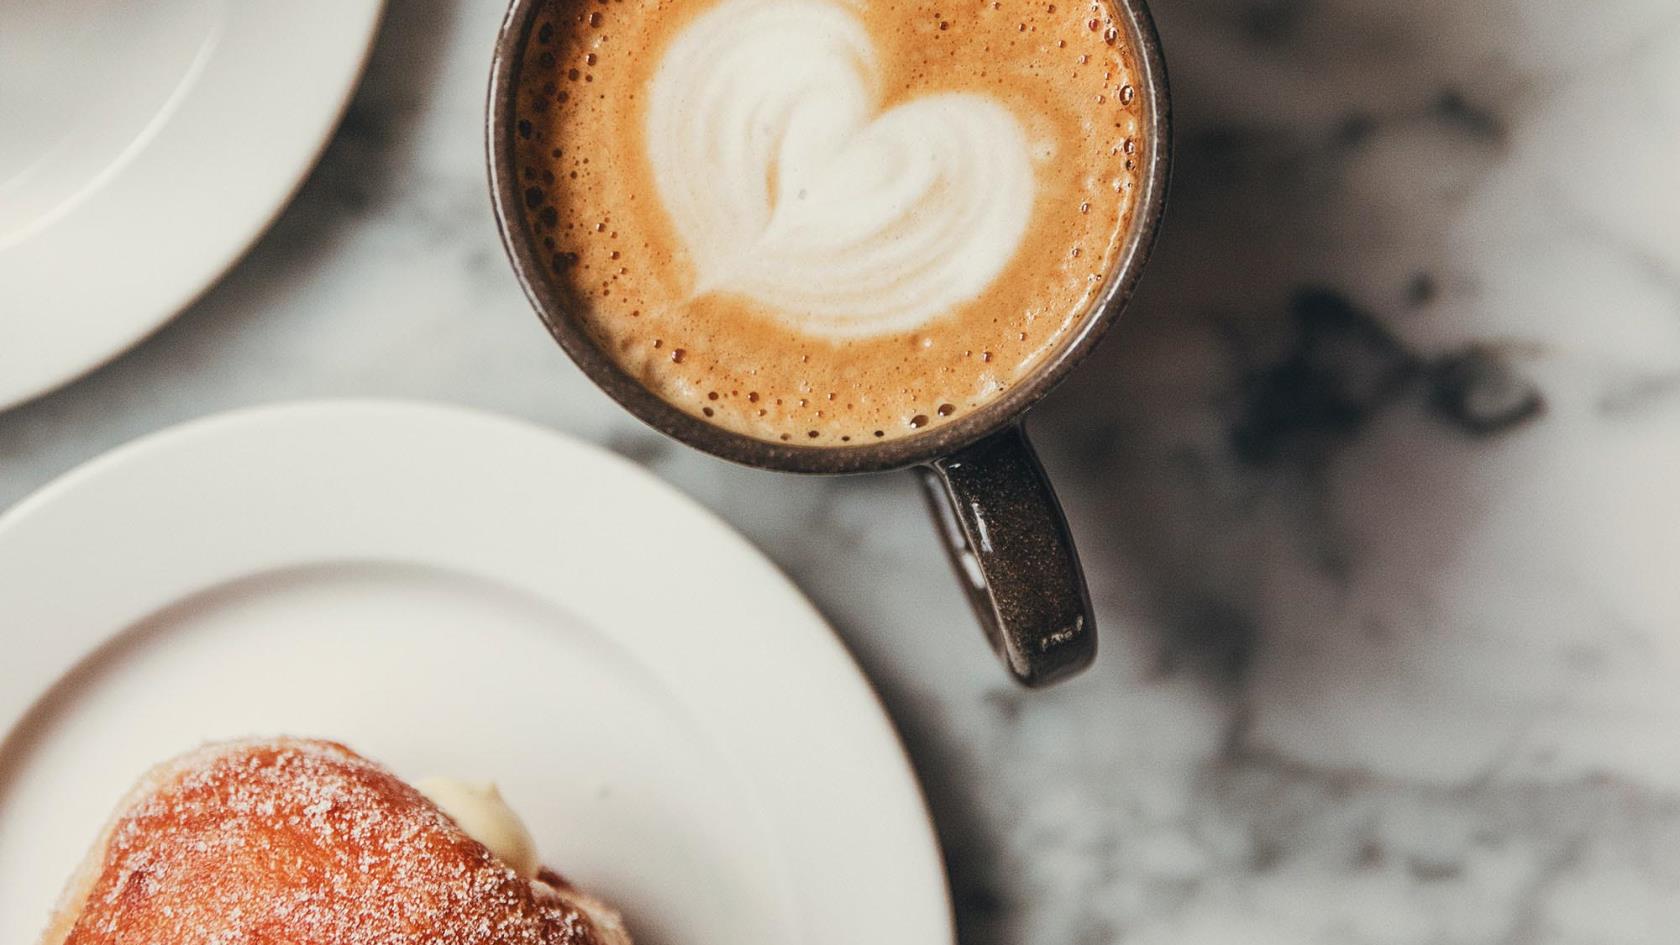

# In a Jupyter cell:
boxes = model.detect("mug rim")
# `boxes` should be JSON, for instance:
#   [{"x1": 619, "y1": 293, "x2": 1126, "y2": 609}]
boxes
[{"x1": 487, "y1": 0, "x2": 1171, "y2": 475}]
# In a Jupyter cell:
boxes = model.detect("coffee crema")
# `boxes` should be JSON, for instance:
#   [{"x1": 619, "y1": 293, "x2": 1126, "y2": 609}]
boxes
[{"x1": 516, "y1": 0, "x2": 1146, "y2": 444}]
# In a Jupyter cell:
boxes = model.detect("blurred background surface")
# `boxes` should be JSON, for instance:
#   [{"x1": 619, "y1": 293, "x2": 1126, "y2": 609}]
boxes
[{"x1": 3, "y1": 0, "x2": 1677, "y2": 941}]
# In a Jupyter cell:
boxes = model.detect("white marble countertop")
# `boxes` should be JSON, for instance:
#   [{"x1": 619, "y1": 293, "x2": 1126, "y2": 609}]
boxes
[{"x1": 4, "y1": 0, "x2": 1677, "y2": 941}]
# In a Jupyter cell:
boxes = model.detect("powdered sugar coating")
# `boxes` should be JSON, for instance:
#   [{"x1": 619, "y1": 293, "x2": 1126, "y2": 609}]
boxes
[{"x1": 48, "y1": 739, "x2": 621, "y2": 945}]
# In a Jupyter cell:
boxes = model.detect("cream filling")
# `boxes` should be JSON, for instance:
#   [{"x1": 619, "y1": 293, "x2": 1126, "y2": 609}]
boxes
[{"x1": 415, "y1": 777, "x2": 540, "y2": 880}]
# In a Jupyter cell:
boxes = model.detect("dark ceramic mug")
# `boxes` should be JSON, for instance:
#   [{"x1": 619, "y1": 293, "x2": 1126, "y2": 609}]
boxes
[{"x1": 486, "y1": 0, "x2": 1170, "y2": 687}]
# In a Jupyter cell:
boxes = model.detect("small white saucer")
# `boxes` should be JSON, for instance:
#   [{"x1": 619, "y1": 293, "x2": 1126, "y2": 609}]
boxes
[{"x1": 0, "y1": 0, "x2": 384, "y2": 410}]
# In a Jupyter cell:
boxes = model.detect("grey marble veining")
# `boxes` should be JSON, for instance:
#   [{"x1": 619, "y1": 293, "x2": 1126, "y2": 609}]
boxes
[{"x1": 3, "y1": 0, "x2": 1677, "y2": 941}]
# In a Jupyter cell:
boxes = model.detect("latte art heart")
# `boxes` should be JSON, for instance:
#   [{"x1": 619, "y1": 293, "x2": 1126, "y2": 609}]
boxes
[
  {"x1": 516, "y1": 0, "x2": 1145, "y2": 443},
  {"x1": 646, "y1": 0, "x2": 1038, "y2": 338}
]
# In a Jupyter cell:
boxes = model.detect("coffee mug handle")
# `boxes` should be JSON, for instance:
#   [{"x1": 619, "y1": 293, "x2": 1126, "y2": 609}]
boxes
[{"x1": 918, "y1": 423, "x2": 1096, "y2": 686}]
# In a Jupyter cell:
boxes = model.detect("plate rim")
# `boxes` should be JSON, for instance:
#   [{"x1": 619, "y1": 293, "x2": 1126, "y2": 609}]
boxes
[
  {"x1": 0, "y1": 0, "x2": 387, "y2": 412},
  {"x1": 0, "y1": 398, "x2": 956, "y2": 943}
]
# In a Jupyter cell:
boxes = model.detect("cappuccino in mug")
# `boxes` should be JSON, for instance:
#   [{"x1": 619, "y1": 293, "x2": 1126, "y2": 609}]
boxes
[{"x1": 515, "y1": 0, "x2": 1146, "y2": 444}]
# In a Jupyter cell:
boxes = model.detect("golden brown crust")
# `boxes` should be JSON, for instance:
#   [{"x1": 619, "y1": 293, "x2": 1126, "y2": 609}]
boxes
[{"x1": 41, "y1": 738, "x2": 628, "y2": 945}]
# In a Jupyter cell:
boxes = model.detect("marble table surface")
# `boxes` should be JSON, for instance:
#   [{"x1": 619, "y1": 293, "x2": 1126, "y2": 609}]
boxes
[{"x1": 3, "y1": 0, "x2": 1677, "y2": 941}]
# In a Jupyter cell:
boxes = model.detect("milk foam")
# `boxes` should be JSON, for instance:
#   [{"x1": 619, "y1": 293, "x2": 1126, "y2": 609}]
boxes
[{"x1": 646, "y1": 0, "x2": 1037, "y2": 338}]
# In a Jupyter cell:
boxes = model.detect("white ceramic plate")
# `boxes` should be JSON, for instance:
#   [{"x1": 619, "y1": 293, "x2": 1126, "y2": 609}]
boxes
[
  {"x1": 0, "y1": 0, "x2": 385, "y2": 411},
  {"x1": 0, "y1": 401, "x2": 953, "y2": 945}
]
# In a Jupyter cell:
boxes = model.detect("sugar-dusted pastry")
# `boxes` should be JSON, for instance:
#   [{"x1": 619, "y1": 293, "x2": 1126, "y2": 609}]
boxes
[{"x1": 39, "y1": 738, "x2": 631, "y2": 945}]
